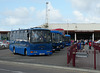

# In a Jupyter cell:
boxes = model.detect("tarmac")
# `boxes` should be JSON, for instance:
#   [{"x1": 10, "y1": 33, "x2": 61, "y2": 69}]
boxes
[
  {"x1": 0, "y1": 44, "x2": 100, "y2": 72},
  {"x1": 0, "y1": 60, "x2": 100, "y2": 73}
]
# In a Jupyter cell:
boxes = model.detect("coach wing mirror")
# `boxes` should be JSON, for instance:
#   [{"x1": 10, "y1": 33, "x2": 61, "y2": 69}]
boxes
[
  {"x1": 27, "y1": 33, "x2": 30, "y2": 42},
  {"x1": 27, "y1": 33, "x2": 29, "y2": 38}
]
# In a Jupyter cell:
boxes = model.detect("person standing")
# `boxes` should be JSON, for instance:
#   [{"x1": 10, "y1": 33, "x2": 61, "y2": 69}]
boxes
[
  {"x1": 81, "y1": 39, "x2": 85, "y2": 49},
  {"x1": 83, "y1": 40, "x2": 85, "y2": 49},
  {"x1": 89, "y1": 41, "x2": 92, "y2": 49},
  {"x1": 77, "y1": 41, "x2": 81, "y2": 50}
]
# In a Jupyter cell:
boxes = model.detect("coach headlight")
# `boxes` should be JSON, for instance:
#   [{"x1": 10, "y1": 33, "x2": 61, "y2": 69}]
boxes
[
  {"x1": 60, "y1": 45, "x2": 62, "y2": 47},
  {"x1": 57, "y1": 46, "x2": 59, "y2": 48}
]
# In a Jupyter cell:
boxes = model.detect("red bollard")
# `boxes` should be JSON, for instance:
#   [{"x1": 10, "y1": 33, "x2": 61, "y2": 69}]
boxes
[
  {"x1": 94, "y1": 48, "x2": 96, "y2": 69},
  {"x1": 73, "y1": 48, "x2": 76, "y2": 67},
  {"x1": 67, "y1": 48, "x2": 69, "y2": 64},
  {"x1": 67, "y1": 48, "x2": 70, "y2": 64}
]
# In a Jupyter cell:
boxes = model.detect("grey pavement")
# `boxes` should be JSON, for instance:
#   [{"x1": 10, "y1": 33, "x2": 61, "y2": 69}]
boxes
[{"x1": 74, "y1": 45, "x2": 100, "y2": 70}]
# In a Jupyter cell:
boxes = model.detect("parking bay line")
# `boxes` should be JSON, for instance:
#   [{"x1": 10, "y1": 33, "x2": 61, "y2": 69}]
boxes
[{"x1": 0, "y1": 60, "x2": 99, "y2": 73}]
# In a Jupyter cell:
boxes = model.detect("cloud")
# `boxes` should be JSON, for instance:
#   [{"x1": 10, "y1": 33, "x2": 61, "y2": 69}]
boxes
[
  {"x1": 71, "y1": 0, "x2": 100, "y2": 15},
  {"x1": 73, "y1": 11, "x2": 83, "y2": 20},
  {"x1": 73, "y1": 10, "x2": 89, "y2": 22},
  {"x1": 4, "y1": 7, "x2": 29, "y2": 18},
  {"x1": 5, "y1": 17, "x2": 20, "y2": 24},
  {"x1": 0, "y1": 1, "x2": 73, "y2": 31},
  {"x1": 29, "y1": 7, "x2": 35, "y2": 12},
  {"x1": 48, "y1": 3, "x2": 64, "y2": 22},
  {"x1": 36, "y1": 2, "x2": 67, "y2": 23},
  {"x1": 71, "y1": 0, "x2": 99, "y2": 12},
  {"x1": 73, "y1": 10, "x2": 100, "y2": 23},
  {"x1": 1, "y1": 7, "x2": 35, "y2": 25},
  {"x1": 71, "y1": 0, "x2": 100, "y2": 23},
  {"x1": 1, "y1": 2, "x2": 66, "y2": 26}
]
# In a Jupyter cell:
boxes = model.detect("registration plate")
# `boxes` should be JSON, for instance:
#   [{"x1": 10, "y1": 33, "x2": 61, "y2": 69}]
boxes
[{"x1": 39, "y1": 53, "x2": 45, "y2": 55}]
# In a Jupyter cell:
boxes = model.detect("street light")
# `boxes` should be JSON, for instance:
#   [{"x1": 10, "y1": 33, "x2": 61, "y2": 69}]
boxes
[
  {"x1": 75, "y1": 24, "x2": 77, "y2": 41},
  {"x1": 67, "y1": 19, "x2": 69, "y2": 35},
  {"x1": 46, "y1": 2, "x2": 49, "y2": 26}
]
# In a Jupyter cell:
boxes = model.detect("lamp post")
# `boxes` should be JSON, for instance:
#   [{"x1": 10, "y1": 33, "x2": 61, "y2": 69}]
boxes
[
  {"x1": 75, "y1": 24, "x2": 77, "y2": 41},
  {"x1": 46, "y1": 2, "x2": 49, "y2": 26},
  {"x1": 67, "y1": 19, "x2": 69, "y2": 35}
]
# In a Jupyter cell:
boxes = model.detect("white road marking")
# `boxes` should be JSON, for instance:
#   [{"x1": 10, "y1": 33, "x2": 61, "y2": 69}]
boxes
[
  {"x1": 0, "y1": 68, "x2": 25, "y2": 73},
  {"x1": 0, "y1": 60, "x2": 100, "y2": 73}
]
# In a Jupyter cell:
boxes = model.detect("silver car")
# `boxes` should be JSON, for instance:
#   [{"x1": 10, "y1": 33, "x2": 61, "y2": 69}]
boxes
[{"x1": 0, "y1": 42, "x2": 8, "y2": 48}]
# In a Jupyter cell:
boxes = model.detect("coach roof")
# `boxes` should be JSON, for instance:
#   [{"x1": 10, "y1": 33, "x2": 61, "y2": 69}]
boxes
[
  {"x1": 30, "y1": 28, "x2": 50, "y2": 31},
  {"x1": 51, "y1": 30, "x2": 63, "y2": 35}
]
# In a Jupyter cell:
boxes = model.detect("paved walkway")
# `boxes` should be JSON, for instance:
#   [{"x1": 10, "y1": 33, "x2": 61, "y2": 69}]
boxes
[{"x1": 68, "y1": 45, "x2": 100, "y2": 70}]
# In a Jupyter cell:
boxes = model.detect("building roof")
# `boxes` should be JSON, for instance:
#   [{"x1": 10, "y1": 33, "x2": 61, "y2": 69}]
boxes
[
  {"x1": 0, "y1": 31, "x2": 10, "y2": 33},
  {"x1": 48, "y1": 23, "x2": 100, "y2": 31},
  {"x1": 40, "y1": 23, "x2": 100, "y2": 31}
]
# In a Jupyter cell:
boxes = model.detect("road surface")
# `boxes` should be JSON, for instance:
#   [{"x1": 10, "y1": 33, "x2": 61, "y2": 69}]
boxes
[
  {"x1": 0, "y1": 45, "x2": 100, "y2": 71},
  {"x1": 0, "y1": 60, "x2": 99, "y2": 73}
]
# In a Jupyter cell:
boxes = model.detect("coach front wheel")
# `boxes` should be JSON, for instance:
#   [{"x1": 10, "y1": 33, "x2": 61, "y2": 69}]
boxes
[{"x1": 24, "y1": 49, "x2": 27, "y2": 56}]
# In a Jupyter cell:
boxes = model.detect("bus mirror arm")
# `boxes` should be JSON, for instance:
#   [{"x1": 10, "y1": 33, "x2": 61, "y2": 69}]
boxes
[{"x1": 27, "y1": 33, "x2": 30, "y2": 42}]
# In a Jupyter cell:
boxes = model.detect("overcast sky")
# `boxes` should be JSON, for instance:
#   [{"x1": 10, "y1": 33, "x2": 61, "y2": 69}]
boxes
[{"x1": 0, "y1": 0, "x2": 100, "y2": 31}]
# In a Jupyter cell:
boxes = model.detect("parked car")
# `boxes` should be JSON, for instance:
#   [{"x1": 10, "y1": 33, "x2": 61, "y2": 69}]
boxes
[{"x1": 0, "y1": 41, "x2": 8, "y2": 48}]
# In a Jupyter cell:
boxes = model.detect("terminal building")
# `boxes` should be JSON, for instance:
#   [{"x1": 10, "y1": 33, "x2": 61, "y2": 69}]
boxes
[
  {"x1": 1, "y1": 23, "x2": 100, "y2": 41},
  {"x1": 0, "y1": 31, "x2": 10, "y2": 40},
  {"x1": 40, "y1": 23, "x2": 100, "y2": 41}
]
